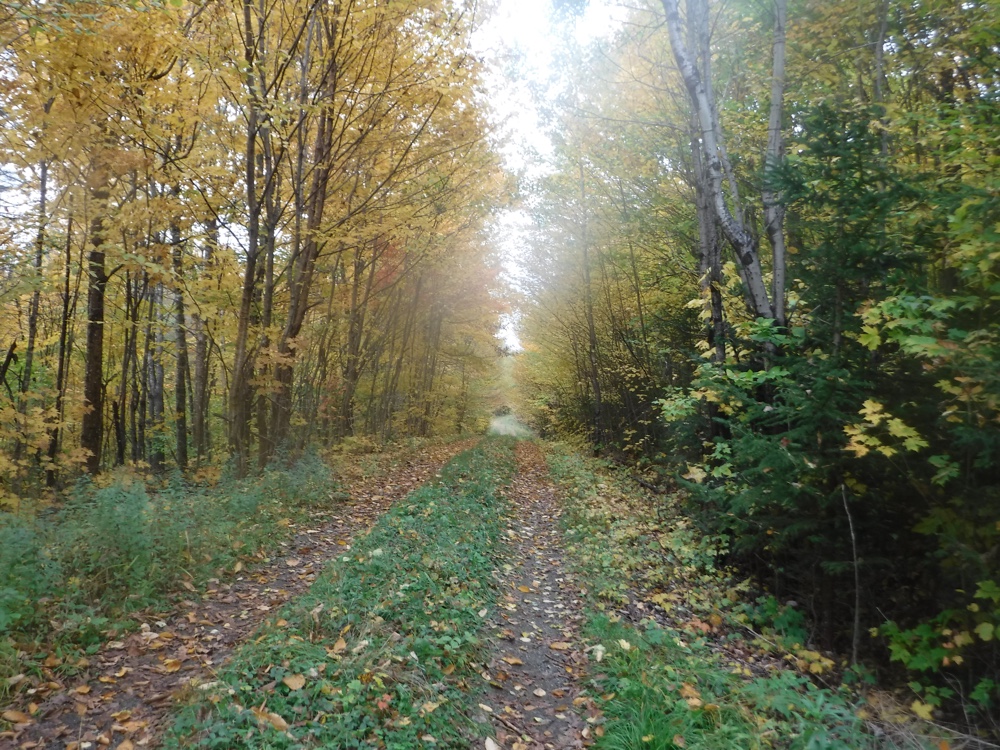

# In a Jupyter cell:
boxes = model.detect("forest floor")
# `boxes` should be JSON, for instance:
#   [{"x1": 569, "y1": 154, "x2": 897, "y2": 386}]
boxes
[
  {"x1": 2, "y1": 435, "x2": 963, "y2": 750},
  {"x1": 2, "y1": 441, "x2": 472, "y2": 750}
]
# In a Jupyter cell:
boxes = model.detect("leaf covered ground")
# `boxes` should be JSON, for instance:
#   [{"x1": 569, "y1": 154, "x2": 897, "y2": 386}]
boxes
[{"x1": 2, "y1": 436, "x2": 967, "y2": 750}]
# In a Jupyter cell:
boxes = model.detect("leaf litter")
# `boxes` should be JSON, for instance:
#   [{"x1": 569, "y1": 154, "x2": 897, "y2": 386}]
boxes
[
  {"x1": 480, "y1": 442, "x2": 594, "y2": 750},
  {"x1": 2, "y1": 441, "x2": 470, "y2": 750}
]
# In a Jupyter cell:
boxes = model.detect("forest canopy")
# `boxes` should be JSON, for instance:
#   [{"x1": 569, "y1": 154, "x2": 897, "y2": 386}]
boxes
[{"x1": 0, "y1": 0, "x2": 506, "y2": 485}]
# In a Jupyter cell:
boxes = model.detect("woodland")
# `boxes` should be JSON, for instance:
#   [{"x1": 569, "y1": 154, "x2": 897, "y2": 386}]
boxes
[{"x1": 0, "y1": 0, "x2": 998, "y2": 746}]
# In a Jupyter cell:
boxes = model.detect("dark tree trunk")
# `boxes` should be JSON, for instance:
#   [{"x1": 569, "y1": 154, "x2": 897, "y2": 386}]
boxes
[{"x1": 81, "y1": 178, "x2": 111, "y2": 474}]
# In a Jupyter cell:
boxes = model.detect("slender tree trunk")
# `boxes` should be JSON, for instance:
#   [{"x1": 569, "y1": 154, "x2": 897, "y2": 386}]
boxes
[
  {"x1": 192, "y1": 219, "x2": 215, "y2": 462},
  {"x1": 81, "y1": 170, "x2": 111, "y2": 474},
  {"x1": 579, "y1": 163, "x2": 603, "y2": 445},
  {"x1": 47, "y1": 214, "x2": 74, "y2": 487},
  {"x1": 147, "y1": 283, "x2": 165, "y2": 473},
  {"x1": 172, "y1": 221, "x2": 189, "y2": 471},
  {"x1": 229, "y1": 0, "x2": 263, "y2": 475},
  {"x1": 762, "y1": 0, "x2": 788, "y2": 327},
  {"x1": 21, "y1": 159, "x2": 47, "y2": 399},
  {"x1": 662, "y1": 0, "x2": 775, "y2": 321}
]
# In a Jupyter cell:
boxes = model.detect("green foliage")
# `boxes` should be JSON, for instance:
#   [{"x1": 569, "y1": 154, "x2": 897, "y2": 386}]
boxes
[
  {"x1": 546, "y1": 444, "x2": 887, "y2": 749},
  {"x1": 587, "y1": 616, "x2": 873, "y2": 750},
  {"x1": 164, "y1": 438, "x2": 516, "y2": 749}
]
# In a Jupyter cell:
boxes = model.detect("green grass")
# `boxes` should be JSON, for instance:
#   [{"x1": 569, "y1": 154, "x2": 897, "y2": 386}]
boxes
[
  {"x1": 545, "y1": 445, "x2": 897, "y2": 750},
  {"x1": 163, "y1": 437, "x2": 516, "y2": 750},
  {"x1": 0, "y1": 452, "x2": 335, "y2": 705}
]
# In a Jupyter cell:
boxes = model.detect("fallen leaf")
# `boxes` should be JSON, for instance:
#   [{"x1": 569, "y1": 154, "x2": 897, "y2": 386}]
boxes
[
  {"x1": 517, "y1": 585, "x2": 531, "y2": 593},
  {"x1": 533, "y1": 688, "x2": 546, "y2": 697},
  {"x1": 442, "y1": 664, "x2": 456, "y2": 675},
  {"x1": 74, "y1": 685, "x2": 91, "y2": 695},
  {"x1": 119, "y1": 741, "x2": 135, "y2": 750},
  {"x1": 2, "y1": 710, "x2": 32, "y2": 724},
  {"x1": 502, "y1": 656, "x2": 523, "y2": 665},
  {"x1": 233, "y1": 561, "x2": 243, "y2": 573},
  {"x1": 267, "y1": 711, "x2": 289, "y2": 731},
  {"x1": 163, "y1": 658, "x2": 182, "y2": 673},
  {"x1": 485, "y1": 739, "x2": 501, "y2": 750},
  {"x1": 673, "y1": 735, "x2": 686, "y2": 747},
  {"x1": 332, "y1": 637, "x2": 347, "y2": 654},
  {"x1": 282, "y1": 674, "x2": 306, "y2": 691},
  {"x1": 285, "y1": 558, "x2": 301, "y2": 567},
  {"x1": 549, "y1": 642, "x2": 570, "y2": 650}
]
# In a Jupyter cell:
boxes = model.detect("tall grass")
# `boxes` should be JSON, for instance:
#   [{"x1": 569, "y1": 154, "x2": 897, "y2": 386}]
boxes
[{"x1": 0, "y1": 453, "x2": 336, "y2": 698}]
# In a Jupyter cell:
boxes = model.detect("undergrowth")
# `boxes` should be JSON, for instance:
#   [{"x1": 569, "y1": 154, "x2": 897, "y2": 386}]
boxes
[
  {"x1": 163, "y1": 437, "x2": 515, "y2": 749},
  {"x1": 546, "y1": 445, "x2": 939, "y2": 750},
  {"x1": 0, "y1": 452, "x2": 334, "y2": 704}
]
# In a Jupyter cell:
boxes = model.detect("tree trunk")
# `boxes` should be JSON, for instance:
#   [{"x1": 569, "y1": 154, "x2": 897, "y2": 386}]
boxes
[
  {"x1": 81, "y1": 171, "x2": 111, "y2": 474},
  {"x1": 192, "y1": 218, "x2": 215, "y2": 462},
  {"x1": 229, "y1": 0, "x2": 263, "y2": 476},
  {"x1": 661, "y1": 0, "x2": 776, "y2": 321},
  {"x1": 172, "y1": 221, "x2": 189, "y2": 471},
  {"x1": 47, "y1": 214, "x2": 74, "y2": 487}
]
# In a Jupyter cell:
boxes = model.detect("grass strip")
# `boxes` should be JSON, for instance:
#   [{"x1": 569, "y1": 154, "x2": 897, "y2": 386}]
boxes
[
  {"x1": 546, "y1": 446, "x2": 888, "y2": 750},
  {"x1": 164, "y1": 436, "x2": 516, "y2": 750}
]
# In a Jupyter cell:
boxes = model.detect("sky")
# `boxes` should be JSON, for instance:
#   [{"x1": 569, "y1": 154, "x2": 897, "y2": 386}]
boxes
[{"x1": 472, "y1": 0, "x2": 625, "y2": 351}]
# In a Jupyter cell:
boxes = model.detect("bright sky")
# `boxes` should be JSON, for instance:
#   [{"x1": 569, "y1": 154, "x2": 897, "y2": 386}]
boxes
[{"x1": 473, "y1": 0, "x2": 624, "y2": 351}]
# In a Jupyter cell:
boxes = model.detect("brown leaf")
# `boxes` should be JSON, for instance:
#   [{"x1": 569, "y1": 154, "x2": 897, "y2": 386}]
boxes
[
  {"x1": 118, "y1": 741, "x2": 135, "y2": 750},
  {"x1": 282, "y1": 674, "x2": 305, "y2": 691},
  {"x1": 163, "y1": 658, "x2": 182, "y2": 673},
  {"x1": 517, "y1": 585, "x2": 531, "y2": 593},
  {"x1": 549, "y1": 642, "x2": 570, "y2": 650},
  {"x1": 332, "y1": 637, "x2": 347, "y2": 654},
  {"x1": 74, "y1": 685, "x2": 91, "y2": 695},
  {"x1": 285, "y1": 558, "x2": 301, "y2": 567},
  {"x1": 2, "y1": 709, "x2": 32, "y2": 724},
  {"x1": 502, "y1": 656, "x2": 523, "y2": 665},
  {"x1": 267, "y1": 711, "x2": 289, "y2": 731},
  {"x1": 673, "y1": 735, "x2": 686, "y2": 748}
]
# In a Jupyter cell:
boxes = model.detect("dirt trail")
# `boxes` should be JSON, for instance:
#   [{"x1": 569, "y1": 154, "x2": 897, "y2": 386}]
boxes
[
  {"x1": 480, "y1": 442, "x2": 592, "y2": 750},
  {"x1": 3, "y1": 441, "x2": 471, "y2": 750}
]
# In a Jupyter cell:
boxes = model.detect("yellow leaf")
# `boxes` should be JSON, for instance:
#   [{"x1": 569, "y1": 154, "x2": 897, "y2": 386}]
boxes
[
  {"x1": 549, "y1": 641, "x2": 570, "y2": 650},
  {"x1": 911, "y1": 700, "x2": 934, "y2": 720},
  {"x1": 2, "y1": 710, "x2": 32, "y2": 724},
  {"x1": 502, "y1": 656, "x2": 523, "y2": 665},
  {"x1": 282, "y1": 674, "x2": 306, "y2": 691},
  {"x1": 163, "y1": 658, "x2": 182, "y2": 673},
  {"x1": 517, "y1": 585, "x2": 531, "y2": 593},
  {"x1": 332, "y1": 637, "x2": 347, "y2": 654}
]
